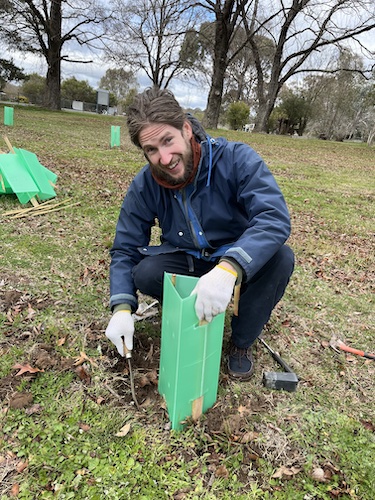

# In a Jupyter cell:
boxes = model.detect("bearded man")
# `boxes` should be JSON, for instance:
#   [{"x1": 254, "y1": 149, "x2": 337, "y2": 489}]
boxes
[{"x1": 105, "y1": 87, "x2": 294, "y2": 380}]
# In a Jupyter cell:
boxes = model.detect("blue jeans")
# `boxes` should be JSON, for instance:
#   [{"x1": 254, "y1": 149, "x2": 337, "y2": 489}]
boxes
[{"x1": 132, "y1": 245, "x2": 295, "y2": 348}]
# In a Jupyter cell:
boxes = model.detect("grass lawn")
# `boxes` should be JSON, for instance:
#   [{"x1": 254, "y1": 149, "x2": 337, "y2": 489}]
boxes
[{"x1": 0, "y1": 104, "x2": 374, "y2": 499}]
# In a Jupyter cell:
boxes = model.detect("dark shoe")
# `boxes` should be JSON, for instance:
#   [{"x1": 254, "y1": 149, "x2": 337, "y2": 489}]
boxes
[{"x1": 228, "y1": 344, "x2": 255, "y2": 380}]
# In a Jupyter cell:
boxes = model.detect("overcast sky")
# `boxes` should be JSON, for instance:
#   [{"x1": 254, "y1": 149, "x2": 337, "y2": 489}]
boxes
[
  {"x1": 12, "y1": 50, "x2": 209, "y2": 110},
  {"x1": 11, "y1": 23, "x2": 374, "y2": 112}
]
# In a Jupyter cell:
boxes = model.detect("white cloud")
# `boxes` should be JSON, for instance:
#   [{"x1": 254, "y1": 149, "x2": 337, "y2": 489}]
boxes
[
  {"x1": 12, "y1": 50, "x2": 208, "y2": 110},
  {"x1": 170, "y1": 80, "x2": 208, "y2": 110}
]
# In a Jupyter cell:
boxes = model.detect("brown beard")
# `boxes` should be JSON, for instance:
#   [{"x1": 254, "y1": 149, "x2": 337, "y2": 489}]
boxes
[
  {"x1": 149, "y1": 137, "x2": 201, "y2": 189},
  {"x1": 150, "y1": 149, "x2": 193, "y2": 186}
]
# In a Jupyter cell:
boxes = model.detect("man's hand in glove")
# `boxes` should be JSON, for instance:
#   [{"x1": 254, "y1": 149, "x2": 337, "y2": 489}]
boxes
[
  {"x1": 105, "y1": 310, "x2": 134, "y2": 356},
  {"x1": 191, "y1": 264, "x2": 237, "y2": 323}
]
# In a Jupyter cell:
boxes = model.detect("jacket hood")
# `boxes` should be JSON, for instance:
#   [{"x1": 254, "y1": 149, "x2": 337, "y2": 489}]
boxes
[
  {"x1": 186, "y1": 113, "x2": 207, "y2": 143},
  {"x1": 186, "y1": 112, "x2": 218, "y2": 187}
]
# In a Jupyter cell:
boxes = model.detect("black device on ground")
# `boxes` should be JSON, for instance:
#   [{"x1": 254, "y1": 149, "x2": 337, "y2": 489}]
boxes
[{"x1": 259, "y1": 337, "x2": 299, "y2": 392}]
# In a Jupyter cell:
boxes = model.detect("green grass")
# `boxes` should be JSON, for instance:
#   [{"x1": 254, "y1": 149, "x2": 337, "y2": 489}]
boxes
[{"x1": 1, "y1": 104, "x2": 374, "y2": 499}]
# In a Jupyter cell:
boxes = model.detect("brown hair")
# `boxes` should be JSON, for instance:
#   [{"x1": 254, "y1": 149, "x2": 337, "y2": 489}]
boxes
[{"x1": 126, "y1": 87, "x2": 186, "y2": 148}]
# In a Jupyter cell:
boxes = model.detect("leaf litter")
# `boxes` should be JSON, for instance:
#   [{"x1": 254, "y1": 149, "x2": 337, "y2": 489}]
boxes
[{"x1": 1, "y1": 144, "x2": 374, "y2": 497}]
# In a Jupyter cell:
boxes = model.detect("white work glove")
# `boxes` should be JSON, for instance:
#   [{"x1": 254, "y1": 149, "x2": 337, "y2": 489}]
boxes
[
  {"x1": 191, "y1": 264, "x2": 237, "y2": 323},
  {"x1": 105, "y1": 310, "x2": 134, "y2": 356}
]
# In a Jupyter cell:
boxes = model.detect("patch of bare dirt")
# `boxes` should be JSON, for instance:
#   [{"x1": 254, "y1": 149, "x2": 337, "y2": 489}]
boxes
[{"x1": 106, "y1": 331, "x2": 163, "y2": 410}]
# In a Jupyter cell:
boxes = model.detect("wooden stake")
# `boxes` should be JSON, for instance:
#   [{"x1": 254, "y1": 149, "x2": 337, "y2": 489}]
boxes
[
  {"x1": 10, "y1": 202, "x2": 80, "y2": 219},
  {"x1": 192, "y1": 395, "x2": 203, "y2": 422},
  {"x1": 3, "y1": 135, "x2": 15, "y2": 154},
  {"x1": 233, "y1": 284, "x2": 241, "y2": 316},
  {"x1": 3, "y1": 198, "x2": 71, "y2": 216}
]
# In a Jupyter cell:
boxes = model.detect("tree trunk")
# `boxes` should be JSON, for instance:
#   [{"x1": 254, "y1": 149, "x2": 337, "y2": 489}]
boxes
[
  {"x1": 44, "y1": 0, "x2": 62, "y2": 110},
  {"x1": 253, "y1": 102, "x2": 272, "y2": 133},
  {"x1": 45, "y1": 51, "x2": 61, "y2": 110},
  {"x1": 203, "y1": 0, "x2": 238, "y2": 129},
  {"x1": 203, "y1": 48, "x2": 227, "y2": 128}
]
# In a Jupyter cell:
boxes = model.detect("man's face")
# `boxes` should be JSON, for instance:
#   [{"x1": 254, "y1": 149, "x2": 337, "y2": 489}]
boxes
[{"x1": 139, "y1": 121, "x2": 194, "y2": 186}]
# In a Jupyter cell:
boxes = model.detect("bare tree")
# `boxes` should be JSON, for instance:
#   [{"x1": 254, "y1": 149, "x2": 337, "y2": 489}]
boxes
[
  {"x1": 99, "y1": 68, "x2": 138, "y2": 101},
  {"x1": 193, "y1": 0, "x2": 254, "y2": 128},
  {"x1": 106, "y1": 0, "x2": 200, "y2": 89},
  {"x1": 0, "y1": 1, "x2": 112, "y2": 109},
  {"x1": 223, "y1": 32, "x2": 274, "y2": 107},
  {"x1": 242, "y1": 0, "x2": 375, "y2": 132},
  {"x1": 303, "y1": 50, "x2": 374, "y2": 141}
]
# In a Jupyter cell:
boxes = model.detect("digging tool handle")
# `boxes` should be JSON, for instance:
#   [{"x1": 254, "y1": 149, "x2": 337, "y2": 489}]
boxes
[
  {"x1": 338, "y1": 343, "x2": 375, "y2": 360},
  {"x1": 121, "y1": 338, "x2": 141, "y2": 410},
  {"x1": 259, "y1": 338, "x2": 295, "y2": 373},
  {"x1": 122, "y1": 338, "x2": 132, "y2": 359}
]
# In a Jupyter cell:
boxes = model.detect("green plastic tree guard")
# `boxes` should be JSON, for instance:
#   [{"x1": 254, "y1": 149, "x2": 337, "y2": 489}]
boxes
[
  {"x1": 158, "y1": 272, "x2": 225, "y2": 430},
  {"x1": 4, "y1": 106, "x2": 14, "y2": 126},
  {"x1": 15, "y1": 148, "x2": 57, "y2": 201},
  {"x1": 0, "y1": 153, "x2": 39, "y2": 203},
  {"x1": 0, "y1": 148, "x2": 57, "y2": 204},
  {"x1": 110, "y1": 125, "x2": 120, "y2": 147}
]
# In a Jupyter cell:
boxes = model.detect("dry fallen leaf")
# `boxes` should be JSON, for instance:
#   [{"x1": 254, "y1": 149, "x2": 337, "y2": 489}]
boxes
[
  {"x1": 138, "y1": 375, "x2": 151, "y2": 387},
  {"x1": 311, "y1": 467, "x2": 326, "y2": 482},
  {"x1": 75, "y1": 366, "x2": 91, "y2": 384},
  {"x1": 26, "y1": 303, "x2": 36, "y2": 319},
  {"x1": 140, "y1": 397, "x2": 152, "y2": 408},
  {"x1": 240, "y1": 431, "x2": 259, "y2": 443},
  {"x1": 215, "y1": 465, "x2": 229, "y2": 478},
  {"x1": 12, "y1": 363, "x2": 44, "y2": 376},
  {"x1": 360, "y1": 419, "x2": 375, "y2": 432},
  {"x1": 75, "y1": 468, "x2": 88, "y2": 476},
  {"x1": 146, "y1": 370, "x2": 158, "y2": 385},
  {"x1": 115, "y1": 423, "x2": 131, "y2": 437},
  {"x1": 73, "y1": 351, "x2": 97, "y2": 367},
  {"x1": 16, "y1": 460, "x2": 28, "y2": 473},
  {"x1": 10, "y1": 483, "x2": 20, "y2": 496},
  {"x1": 25, "y1": 404, "x2": 43, "y2": 415},
  {"x1": 237, "y1": 405, "x2": 250, "y2": 416},
  {"x1": 272, "y1": 465, "x2": 301, "y2": 479}
]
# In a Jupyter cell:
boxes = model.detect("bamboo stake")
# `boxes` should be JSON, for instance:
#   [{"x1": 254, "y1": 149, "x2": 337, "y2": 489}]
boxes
[
  {"x1": 233, "y1": 284, "x2": 241, "y2": 316},
  {"x1": 10, "y1": 202, "x2": 80, "y2": 219},
  {"x1": 3, "y1": 135, "x2": 15, "y2": 154},
  {"x1": 2, "y1": 198, "x2": 71, "y2": 216}
]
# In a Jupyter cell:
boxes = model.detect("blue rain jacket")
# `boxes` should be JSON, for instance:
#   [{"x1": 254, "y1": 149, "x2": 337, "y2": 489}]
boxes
[{"x1": 109, "y1": 128, "x2": 291, "y2": 312}]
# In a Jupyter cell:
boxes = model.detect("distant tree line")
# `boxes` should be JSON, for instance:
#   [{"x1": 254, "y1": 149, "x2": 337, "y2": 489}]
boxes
[
  {"x1": 1, "y1": 0, "x2": 374, "y2": 141},
  {"x1": 19, "y1": 71, "x2": 137, "y2": 112}
]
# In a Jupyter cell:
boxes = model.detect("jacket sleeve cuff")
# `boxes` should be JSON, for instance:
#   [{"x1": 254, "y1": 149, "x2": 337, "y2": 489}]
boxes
[
  {"x1": 219, "y1": 257, "x2": 244, "y2": 285},
  {"x1": 113, "y1": 303, "x2": 132, "y2": 313}
]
